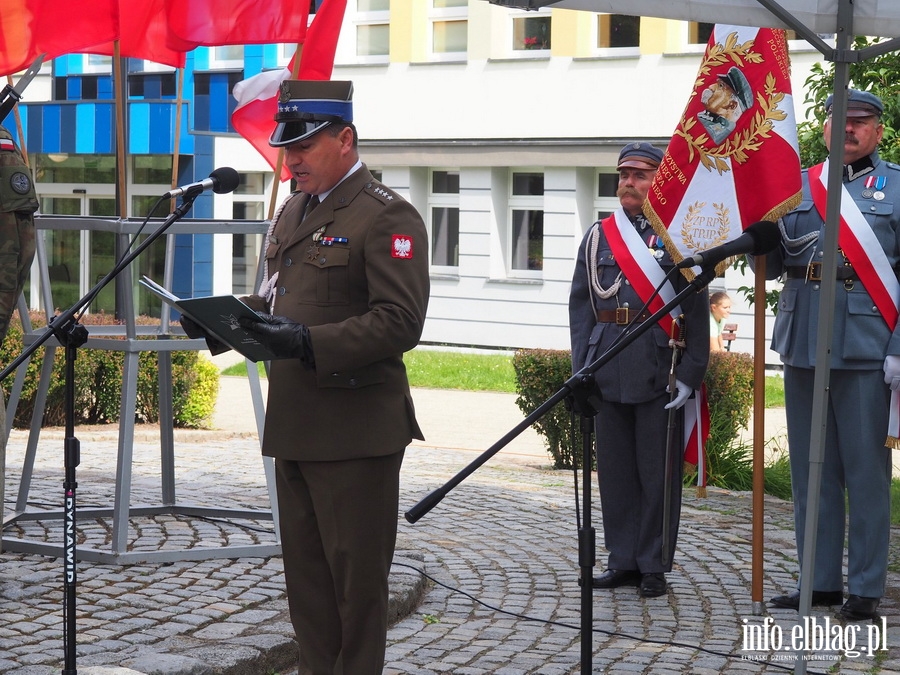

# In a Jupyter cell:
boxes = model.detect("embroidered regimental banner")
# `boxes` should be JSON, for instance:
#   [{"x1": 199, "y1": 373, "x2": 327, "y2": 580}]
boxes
[{"x1": 645, "y1": 25, "x2": 802, "y2": 274}]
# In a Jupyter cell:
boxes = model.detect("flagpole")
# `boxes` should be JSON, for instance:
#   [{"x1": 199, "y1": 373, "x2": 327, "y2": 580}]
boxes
[
  {"x1": 162, "y1": 66, "x2": 187, "y2": 331},
  {"x1": 267, "y1": 44, "x2": 303, "y2": 221},
  {"x1": 7, "y1": 75, "x2": 29, "y2": 167},
  {"x1": 113, "y1": 42, "x2": 127, "y2": 219},
  {"x1": 751, "y1": 256, "x2": 767, "y2": 615}
]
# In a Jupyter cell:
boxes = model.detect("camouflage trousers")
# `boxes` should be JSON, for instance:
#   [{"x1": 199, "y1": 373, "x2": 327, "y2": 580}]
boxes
[{"x1": 0, "y1": 211, "x2": 35, "y2": 342}]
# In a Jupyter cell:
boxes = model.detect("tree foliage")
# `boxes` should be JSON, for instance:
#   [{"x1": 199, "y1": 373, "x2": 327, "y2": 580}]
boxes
[{"x1": 797, "y1": 36, "x2": 900, "y2": 166}]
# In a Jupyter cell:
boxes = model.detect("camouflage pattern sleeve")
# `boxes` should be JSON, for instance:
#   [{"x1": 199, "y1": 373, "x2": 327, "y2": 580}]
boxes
[{"x1": 0, "y1": 125, "x2": 38, "y2": 342}]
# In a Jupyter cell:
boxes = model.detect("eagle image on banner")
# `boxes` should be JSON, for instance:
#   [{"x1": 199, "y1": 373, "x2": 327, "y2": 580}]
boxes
[{"x1": 645, "y1": 25, "x2": 802, "y2": 271}]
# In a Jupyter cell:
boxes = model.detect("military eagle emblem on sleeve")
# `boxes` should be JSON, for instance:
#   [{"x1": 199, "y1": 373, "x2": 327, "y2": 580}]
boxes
[{"x1": 392, "y1": 235, "x2": 413, "y2": 259}]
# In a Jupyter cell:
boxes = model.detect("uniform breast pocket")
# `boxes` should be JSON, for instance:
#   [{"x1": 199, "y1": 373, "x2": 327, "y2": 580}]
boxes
[
  {"x1": 841, "y1": 290, "x2": 890, "y2": 361},
  {"x1": 303, "y1": 245, "x2": 351, "y2": 305}
]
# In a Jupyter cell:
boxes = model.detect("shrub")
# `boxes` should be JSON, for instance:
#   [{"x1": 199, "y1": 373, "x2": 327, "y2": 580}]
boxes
[
  {"x1": 512, "y1": 348, "x2": 589, "y2": 470},
  {"x1": 513, "y1": 347, "x2": 789, "y2": 498},
  {"x1": 1, "y1": 310, "x2": 219, "y2": 429}
]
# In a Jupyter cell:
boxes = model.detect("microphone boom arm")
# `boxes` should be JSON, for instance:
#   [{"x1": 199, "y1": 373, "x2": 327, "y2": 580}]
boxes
[{"x1": 404, "y1": 265, "x2": 718, "y2": 523}]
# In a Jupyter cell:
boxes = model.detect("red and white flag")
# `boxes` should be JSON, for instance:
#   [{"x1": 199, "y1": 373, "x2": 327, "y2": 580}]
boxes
[
  {"x1": 644, "y1": 25, "x2": 802, "y2": 487},
  {"x1": 645, "y1": 25, "x2": 801, "y2": 271},
  {"x1": 231, "y1": 0, "x2": 347, "y2": 182}
]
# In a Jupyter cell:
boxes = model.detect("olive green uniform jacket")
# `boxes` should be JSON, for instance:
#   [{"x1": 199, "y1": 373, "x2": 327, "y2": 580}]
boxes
[{"x1": 244, "y1": 164, "x2": 429, "y2": 461}]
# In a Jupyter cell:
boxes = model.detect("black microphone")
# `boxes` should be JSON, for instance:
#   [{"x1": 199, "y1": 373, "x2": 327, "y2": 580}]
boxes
[
  {"x1": 163, "y1": 167, "x2": 240, "y2": 199},
  {"x1": 676, "y1": 220, "x2": 781, "y2": 269}
]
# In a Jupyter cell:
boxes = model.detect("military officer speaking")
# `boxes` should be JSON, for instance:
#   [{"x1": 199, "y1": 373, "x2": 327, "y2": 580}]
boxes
[{"x1": 183, "y1": 80, "x2": 430, "y2": 674}]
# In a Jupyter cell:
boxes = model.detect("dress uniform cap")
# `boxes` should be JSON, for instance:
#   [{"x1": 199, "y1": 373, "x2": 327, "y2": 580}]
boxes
[
  {"x1": 616, "y1": 142, "x2": 664, "y2": 171},
  {"x1": 825, "y1": 88, "x2": 883, "y2": 118},
  {"x1": 269, "y1": 80, "x2": 354, "y2": 147}
]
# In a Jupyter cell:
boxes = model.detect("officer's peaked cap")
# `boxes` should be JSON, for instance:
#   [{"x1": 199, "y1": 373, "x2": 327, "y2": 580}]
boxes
[
  {"x1": 825, "y1": 88, "x2": 883, "y2": 119},
  {"x1": 269, "y1": 80, "x2": 354, "y2": 147},
  {"x1": 617, "y1": 142, "x2": 664, "y2": 171}
]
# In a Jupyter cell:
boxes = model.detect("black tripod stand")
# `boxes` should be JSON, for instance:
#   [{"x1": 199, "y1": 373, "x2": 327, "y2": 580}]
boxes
[
  {"x1": 0, "y1": 195, "x2": 201, "y2": 675},
  {"x1": 405, "y1": 265, "x2": 718, "y2": 675}
]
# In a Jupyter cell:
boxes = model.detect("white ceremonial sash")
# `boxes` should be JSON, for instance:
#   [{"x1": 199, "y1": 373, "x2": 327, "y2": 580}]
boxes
[
  {"x1": 808, "y1": 160, "x2": 900, "y2": 446},
  {"x1": 602, "y1": 209, "x2": 682, "y2": 335}
]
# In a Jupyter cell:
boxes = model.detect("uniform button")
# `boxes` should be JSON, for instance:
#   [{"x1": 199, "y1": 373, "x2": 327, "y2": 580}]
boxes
[
  {"x1": 278, "y1": 287, "x2": 286, "y2": 296},
  {"x1": 285, "y1": 257, "x2": 293, "y2": 266},
  {"x1": 871, "y1": 205, "x2": 877, "y2": 211},
  {"x1": 319, "y1": 256, "x2": 327, "y2": 264},
  {"x1": 817, "y1": 251, "x2": 824, "y2": 258},
  {"x1": 339, "y1": 197, "x2": 346, "y2": 203},
  {"x1": 813, "y1": 284, "x2": 820, "y2": 290},
  {"x1": 349, "y1": 378, "x2": 357, "y2": 386},
  {"x1": 873, "y1": 306, "x2": 879, "y2": 313}
]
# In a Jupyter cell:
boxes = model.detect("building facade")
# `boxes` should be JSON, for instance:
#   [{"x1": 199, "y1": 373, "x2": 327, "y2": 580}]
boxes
[{"x1": 7, "y1": 2, "x2": 827, "y2": 361}]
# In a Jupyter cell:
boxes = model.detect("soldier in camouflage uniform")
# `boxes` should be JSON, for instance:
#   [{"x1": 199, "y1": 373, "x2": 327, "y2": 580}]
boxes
[{"x1": 0, "y1": 125, "x2": 38, "y2": 547}]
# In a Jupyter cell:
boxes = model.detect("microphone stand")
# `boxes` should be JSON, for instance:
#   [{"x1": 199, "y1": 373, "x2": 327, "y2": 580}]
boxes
[
  {"x1": 405, "y1": 265, "x2": 718, "y2": 675},
  {"x1": 0, "y1": 194, "x2": 200, "y2": 675}
]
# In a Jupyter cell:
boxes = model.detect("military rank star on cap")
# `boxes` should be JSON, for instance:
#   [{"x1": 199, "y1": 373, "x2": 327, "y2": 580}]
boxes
[{"x1": 269, "y1": 80, "x2": 354, "y2": 147}]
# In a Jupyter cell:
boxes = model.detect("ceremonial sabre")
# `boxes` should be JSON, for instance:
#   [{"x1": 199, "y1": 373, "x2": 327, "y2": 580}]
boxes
[{"x1": 661, "y1": 316, "x2": 685, "y2": 566}]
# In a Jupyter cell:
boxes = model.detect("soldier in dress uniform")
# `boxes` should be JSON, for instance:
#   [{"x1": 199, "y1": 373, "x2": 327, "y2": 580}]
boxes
[
  {"x1": 568, "y1": 143, "x2": 709, "y2": 598},
  {"x1": 0, "y1": 125, "x2": 38, "y2": 547},
  {"x1": 185, "y1": 80, "x2": 429, "y2": 674},
  {"x1": 761, "y1": 89, "x2": 900, "y2": 621}
]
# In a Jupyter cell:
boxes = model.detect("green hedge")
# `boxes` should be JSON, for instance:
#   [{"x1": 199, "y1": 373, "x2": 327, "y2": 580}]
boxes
[
  {"x1": 1, "y1": 311, "x2": 219, "y2": 429},
  {"x1": 513, "y1": 348, "x2": 791, "y2": 498}
]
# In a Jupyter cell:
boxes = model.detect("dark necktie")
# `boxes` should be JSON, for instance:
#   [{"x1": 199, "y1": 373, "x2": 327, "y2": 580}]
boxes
[{"x1": 304, "y1": 194, "x2": 320, "y2": 219}]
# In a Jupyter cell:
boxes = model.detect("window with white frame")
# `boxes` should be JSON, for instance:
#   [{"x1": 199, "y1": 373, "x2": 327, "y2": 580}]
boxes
[
  {"x1": 356, "y1": 0, "x2": 390, "y2": 62},
  {"x1": 429, "y1": 170, "x2": 460, "y2": 269},
  {"x1": 430, "y1": 0, "x2": 467, "y2": 59},
  {"x1": 597, "y1": 14, "x2": 640, "y2": 49},
  {"x1": 509, "y1": 171, "x2": 544, "y2": 275},
  {"x1": 81, "y1": 54, "x2": 112, "y2": 74},
  {"x1": 512, "y1": 12, "x2": 551, "y2": 52},
  {"x1": 688, "y1": 22, "x2": 715, "y2": 46},
  {"x1": 595, "y1": 171, "x2": 620, "y2": 222},
  {"x1": 208, "y1": 45, "x2": 245, "y2": 69}
]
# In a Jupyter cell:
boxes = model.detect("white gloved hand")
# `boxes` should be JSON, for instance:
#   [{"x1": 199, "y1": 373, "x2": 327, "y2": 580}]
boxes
[
  {"x1": 884, "y1": 354, "x2": 900, "y2": 391},
  {"x1": 664, "y1": 380, "x2": 692, "y2": 410}
]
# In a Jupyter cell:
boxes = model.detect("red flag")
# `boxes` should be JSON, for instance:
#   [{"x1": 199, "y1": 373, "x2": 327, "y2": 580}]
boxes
[
  {"x1": 82, "y1": 1, "x2": 195, "y2": 69},
  {"x1": 0, "y1": 0, "x2": 119, "y2": 76},
  {"x1": 166, "y1": 0, "x2": 310, "y2": 47},
  {"x1": 231, "y1": 0, "x2": 347, "y2": 181},
  {"x1": 645, "y1": 25, "x2": 801, "y2": 271}
]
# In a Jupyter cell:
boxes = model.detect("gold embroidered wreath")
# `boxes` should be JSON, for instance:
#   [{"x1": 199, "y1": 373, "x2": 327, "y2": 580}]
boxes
[{"x1": 677, "y1": 32, "x2": 789, "y2": 175}]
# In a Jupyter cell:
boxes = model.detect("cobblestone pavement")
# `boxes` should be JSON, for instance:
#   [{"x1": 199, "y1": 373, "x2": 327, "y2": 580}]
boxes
[{"x1": 1, "y1": 381, "x2": 899, "y2": 675}]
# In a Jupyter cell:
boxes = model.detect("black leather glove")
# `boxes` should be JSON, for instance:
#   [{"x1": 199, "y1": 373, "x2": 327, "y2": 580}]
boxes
[
  {"x1": 238, "y1": 314, "x2": 315, "y2": 368},
  {"x1": 179, "y1": 315, "x2": 230, "y2": 356}
]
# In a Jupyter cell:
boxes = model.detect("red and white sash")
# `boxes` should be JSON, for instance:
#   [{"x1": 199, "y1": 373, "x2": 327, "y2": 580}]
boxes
[
  {"x1": 602, "y1": 209, "x2": 681, "y2": 335},
  {"x1": 808, "y1": 160, "x2": 900, "y2": 444},
  {"x1": 601, "y1": 210, "x2": 709, "y2": 479}
]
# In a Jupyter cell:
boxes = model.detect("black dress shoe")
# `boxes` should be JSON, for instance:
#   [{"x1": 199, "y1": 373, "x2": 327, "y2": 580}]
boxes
[
  {"x1": 769, "y1": 589, "x2": 843, "y2": 609},
  {"x1": 639, "y1": 573, "x2": 667, "y2": 598},
  {"x1": 591, "y1": 569, "x2": 641, "y2": 589},
  {"x1": 840, "y1": 595, "x2": 880, "y2": 621}
]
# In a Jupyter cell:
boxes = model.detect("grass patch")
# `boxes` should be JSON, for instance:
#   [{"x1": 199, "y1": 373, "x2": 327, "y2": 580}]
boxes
[
  {"x1": 765, "y1": 375, "x2": 785, "y2": 408},
  {"x1": 406, "y1": 349, "x2": 515, "y2": 392},
  {"x1": 220, "y1": 348, "x2": 517, "y2": 393}
]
